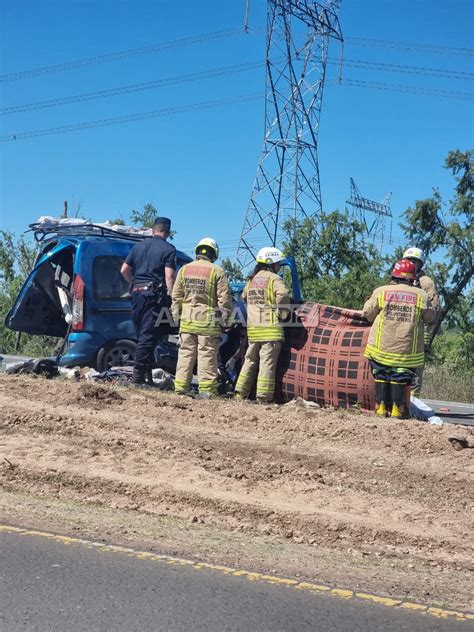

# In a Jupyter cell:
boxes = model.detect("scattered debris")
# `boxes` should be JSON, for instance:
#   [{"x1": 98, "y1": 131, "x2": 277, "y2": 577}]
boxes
[
  {"x1": 448, "y1": 436, "x2": 470, "y2": 451},
  {"x1": 285, "y1": 396, "x2": 321, "y2": 409},
  {"x1": 6, "y1": 357, "x2": 58, "y2": 379}
]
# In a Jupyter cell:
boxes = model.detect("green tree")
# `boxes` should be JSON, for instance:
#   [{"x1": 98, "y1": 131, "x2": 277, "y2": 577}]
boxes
[
  {"x1": 0, "y1": 230, "x2": 36, "y2": 284},
  {"x1": 282, "y1": 211, "x2": 389, "y2": 309},
  {"x1": 130, "y1": 203, "x2": 175, "y2": 239},
  {"x1": 221, "y1": 257, "x2": 244, "y2": 282},
  {"x1": 0, "y1": 231, "x2": 58, "y2": 355},
  {"x1": 402, "y1": 149, "x2": 473, "y2": 341},
  {"x1": 130, "y1": 202, "x2": 158, "y2": 228}
]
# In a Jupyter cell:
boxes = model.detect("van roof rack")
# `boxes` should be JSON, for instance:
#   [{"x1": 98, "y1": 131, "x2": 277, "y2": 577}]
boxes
[{"x1": 28, "y1": 219, "x2": 151, "y2": 243}]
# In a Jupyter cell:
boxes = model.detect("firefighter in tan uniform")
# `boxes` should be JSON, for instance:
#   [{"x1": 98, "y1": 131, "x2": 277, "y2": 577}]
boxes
[
  {"x1": 235, "y1": 247, "x2": 290, "y2": 403},
  {"x1": 402, "y1": 247, "x2": 440, "y2": 396},
  {"x1": 172, "y1": 238, "x2": 232, "y2": 397},
  {"x1": 363, "y1": 259, "x2": 437, "y2": 418}
]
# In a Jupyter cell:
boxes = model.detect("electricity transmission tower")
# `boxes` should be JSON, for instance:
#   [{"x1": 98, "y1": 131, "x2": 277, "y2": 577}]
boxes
[
  {"x1": 236, "y1": 0, "x2": 343, "y2": 269},
  {"x1": 346, "y1": 177, "x2": 392, "y2": 251}
]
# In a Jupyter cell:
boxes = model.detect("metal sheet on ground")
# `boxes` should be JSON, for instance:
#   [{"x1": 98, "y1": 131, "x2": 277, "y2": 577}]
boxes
[
  {"x1": 424, "y1": 399, "x2": 474, "y2": 426},
  {"x1": 0, "y1": 354, "x2": 34, "y2": 371}
]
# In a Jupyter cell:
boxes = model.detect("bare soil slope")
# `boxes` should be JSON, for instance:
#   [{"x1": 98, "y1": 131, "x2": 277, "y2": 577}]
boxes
[{"x1": 1, "y1": 375, "x2": 472, "y2": 611}]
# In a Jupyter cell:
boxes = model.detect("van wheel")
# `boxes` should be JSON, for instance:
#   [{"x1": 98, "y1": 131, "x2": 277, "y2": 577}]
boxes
[{"x1": 96, "y1": 339, "x2": 137, "y2": 372}]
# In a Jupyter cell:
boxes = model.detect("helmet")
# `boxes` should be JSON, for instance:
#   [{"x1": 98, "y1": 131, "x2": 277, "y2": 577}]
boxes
[
  {"x1": 256, "y1": 246, "x2": 285, "y2": 265},
  {"x1": 403, "y1": 247, "x2": 424, "y2": 263},
  {"x1": 195, "y1": 237, "x2": 219, "y2": 260},
  {"x1": 391, "y1": 259, "x2": 417, "y2": 280}
]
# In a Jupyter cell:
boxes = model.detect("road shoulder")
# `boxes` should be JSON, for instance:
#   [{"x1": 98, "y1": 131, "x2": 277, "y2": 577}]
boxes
[{"x1": 1, "y1": 489, "x2": 472, "y2": 619}]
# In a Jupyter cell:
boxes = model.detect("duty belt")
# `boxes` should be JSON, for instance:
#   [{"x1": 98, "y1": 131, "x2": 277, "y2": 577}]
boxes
[{"x1": 131, "y1": 283, "x2": 156, "y2": 293}]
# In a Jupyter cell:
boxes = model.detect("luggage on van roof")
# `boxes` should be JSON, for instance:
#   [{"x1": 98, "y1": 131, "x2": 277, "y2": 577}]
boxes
[{"x1": 29, "y1": 216, "x2": 153, "y2": 242}]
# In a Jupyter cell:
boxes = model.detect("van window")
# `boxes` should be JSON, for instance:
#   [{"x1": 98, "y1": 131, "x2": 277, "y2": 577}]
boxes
[{"x1": 93, "y1": 256, "x2": 129, "y2": 301}]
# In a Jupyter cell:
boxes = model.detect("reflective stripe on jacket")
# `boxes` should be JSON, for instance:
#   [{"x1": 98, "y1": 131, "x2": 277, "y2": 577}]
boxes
[
  {"x1": 362, "y1": 283, "x2": 436, "y2": 368},
  {"x1": 171, "y1": 258, "x2": 232, "y2": 336},
  {"x1": 242, "y1": 270, "x2": 290, "y2": 342}
]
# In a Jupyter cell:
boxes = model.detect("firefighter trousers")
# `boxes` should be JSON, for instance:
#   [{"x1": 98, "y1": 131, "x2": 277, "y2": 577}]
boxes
[
  {"x1": 411, "y1": 366, "x2": 424, "y2": 397},
  {"x1": 235, "y1": 341, "x2": 282, "y2": 402},
  {"x1": 174, "y1": 332, "x2": 220, "y2": 395}
]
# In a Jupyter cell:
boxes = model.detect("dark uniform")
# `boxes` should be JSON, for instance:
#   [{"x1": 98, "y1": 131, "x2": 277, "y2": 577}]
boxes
[{"x1": 125, "y1": 231, "x2": 176, "y2": 379}]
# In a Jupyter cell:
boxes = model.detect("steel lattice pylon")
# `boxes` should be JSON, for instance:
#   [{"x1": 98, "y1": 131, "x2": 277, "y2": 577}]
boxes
[
  {"x1": 346, "y1": 177, "x2": 393, "y2": 252},
  {"x1": 236, "y1": 0, "x2": 343, "y2": 269}
]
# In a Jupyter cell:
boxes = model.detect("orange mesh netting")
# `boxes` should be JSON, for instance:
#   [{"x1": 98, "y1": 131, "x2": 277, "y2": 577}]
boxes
[{"x1": 278, "y1": 303, "x2": 376, "y2": 411}]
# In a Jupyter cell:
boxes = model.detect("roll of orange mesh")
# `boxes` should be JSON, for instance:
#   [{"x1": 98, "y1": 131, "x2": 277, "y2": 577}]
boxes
[{"x1": 278, "y1": 303, "x2": 376, "y2": 411}]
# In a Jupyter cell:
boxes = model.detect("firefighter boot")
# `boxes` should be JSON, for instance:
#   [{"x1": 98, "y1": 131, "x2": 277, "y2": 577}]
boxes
[
  {"x1": 132, "y1": 363, "x2": 147, "y2": 386},
  {"x1": 390, "y1": 382, "x2": 408, "y2": 419},
  {"x1": 375, "y1": 380, "x2": 389, "y2": 417}
]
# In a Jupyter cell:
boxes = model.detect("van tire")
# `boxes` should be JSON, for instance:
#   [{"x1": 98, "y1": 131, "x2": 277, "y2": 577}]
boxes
[{"x1": 96, "y1": 339, "x2": 137, "y2": 372}]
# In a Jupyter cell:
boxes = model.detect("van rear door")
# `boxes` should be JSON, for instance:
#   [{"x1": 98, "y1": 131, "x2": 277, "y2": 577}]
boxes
[
  {"x1": 76, "y1": 241, "x2": 192, "y2": 337},
  {"x1": 5, "y1": 241, "x2": 75, "y2": 337},
  {"x1": 75, "y1": 240, "x2": 135, "y2": 338}
]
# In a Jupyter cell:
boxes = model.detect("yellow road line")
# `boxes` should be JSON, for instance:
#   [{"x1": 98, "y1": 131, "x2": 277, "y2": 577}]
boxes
[{"x1": 0, "y1": 524, "x2": 472, "y2": 623}]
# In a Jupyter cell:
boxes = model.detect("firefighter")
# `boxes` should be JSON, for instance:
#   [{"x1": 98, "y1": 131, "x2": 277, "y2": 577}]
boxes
[
  {"x1": 172, "y1": 238, "x2": 232, "y2": 397},
  {"x1": 403, "y1": 247, "x2": 440, "y2": 396},
  {"x1": 235, "y1": 247, "x2": 290, "y2": 403},
  {"x1": 363, "y1": 259, "x2": 437, "y2": 418},
  {"x1": 120, "y1": 217, "x2": 176, "y2": 386}
]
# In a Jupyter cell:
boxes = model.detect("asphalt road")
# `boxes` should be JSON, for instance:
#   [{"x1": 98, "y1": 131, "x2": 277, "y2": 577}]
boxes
[{"x1": 0, "y1": 530, "x2": 467, "y2": 632}]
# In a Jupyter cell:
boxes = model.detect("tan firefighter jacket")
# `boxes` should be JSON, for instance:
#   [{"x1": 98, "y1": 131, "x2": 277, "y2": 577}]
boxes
[
  {"x1": 417, "y1": 275, "x2": 439, "y2": 310},
  {"x1": 415, "y1": 274, "x2": 440, "y2": 346},
  {"x1": 242, "y1": 270, "x2": 290, "y2": 342},
  {"x1": 172, "y1": 257, "x2": 232, "y2": 336},
  {"x1": 363, "y1": 282, "x2": 437, "y2": 368}
]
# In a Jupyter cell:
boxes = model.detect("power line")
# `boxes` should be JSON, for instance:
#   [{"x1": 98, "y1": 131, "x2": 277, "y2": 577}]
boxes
[
  {"x1": 0, "y1": 28, "x2": 251, "y2": 83},
  {"x1": 2, "y1": 29, "x2": 471, "y2": 85},
  {"x1": 254, "y1": 26, "x2": 474, "y2": 57},
  {"x1": 0, "y1": 93, "x2": 261, "y2": 142},
  {"x1": 332, "y1": 58, "x2": 474, "y2": 81},
  {"x1": 347, "y1": 37, "x2": 474, "y2": 57},
  {"x1": 337, "y1": 78, "x2": 474, "y2": 100},
  {"x1": 2, "y1": 78, "x2": 471, "y2": 142},
  {"x1": 176, "y1": 235, "x2": 267, "y2": 250},
  {"x1": 0, "y1": 61, "x2": 264, "y2": 115},
  {"x1": 3, "y1": 55, "x2": 472, "y2": 117}
]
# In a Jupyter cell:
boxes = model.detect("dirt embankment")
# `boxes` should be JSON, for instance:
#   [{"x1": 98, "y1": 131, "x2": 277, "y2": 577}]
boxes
[{"x1": 0, "y1": 375, "x2": 473, "y2": 611}]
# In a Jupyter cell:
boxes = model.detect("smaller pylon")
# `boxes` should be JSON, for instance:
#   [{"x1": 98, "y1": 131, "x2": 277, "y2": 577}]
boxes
[{"x1": 346, "y1": 178, "x2": 392, "y2": 251}]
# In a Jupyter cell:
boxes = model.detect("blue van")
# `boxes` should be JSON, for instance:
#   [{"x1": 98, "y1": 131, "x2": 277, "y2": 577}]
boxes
[
  {"x1": 6, "y1": 222, "x2": 192, "y2": 371},
  {"x1": 6, "y1": 221, "x2": 301, "y2": 372}
]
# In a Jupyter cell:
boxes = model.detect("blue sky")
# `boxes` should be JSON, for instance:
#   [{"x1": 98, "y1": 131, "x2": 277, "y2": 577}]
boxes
[{"x1": 0, "y1": 0, "x2": 472, "y2": 259}]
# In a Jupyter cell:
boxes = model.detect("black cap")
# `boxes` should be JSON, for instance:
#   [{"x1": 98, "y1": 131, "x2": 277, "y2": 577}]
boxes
[{"x1": 153, "y1": 217, "x2": 171, "y2": 230}]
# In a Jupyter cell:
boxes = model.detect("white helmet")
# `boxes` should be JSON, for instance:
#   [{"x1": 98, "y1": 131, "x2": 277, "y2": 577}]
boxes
[
  {"x1": 195, "y1": 237, "x2": 219, "y2": 259},
  {"x1": 403, "y1": 247, "x2": 424, "y2": 263},
  {"x1": 256, "y1": 246, "x2": 285, "y2": 265}
]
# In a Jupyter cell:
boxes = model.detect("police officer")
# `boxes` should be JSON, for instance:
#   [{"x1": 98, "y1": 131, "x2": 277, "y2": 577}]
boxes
[
  {"x1": 172, "y1": 237, "x2": 232, "y2": 397},
  {"x1": 363, "y1": 259, "x2": 436, "y2": 418},
  {"x1": 120, "y1": 217, "x2": 176, "y2": 385}
]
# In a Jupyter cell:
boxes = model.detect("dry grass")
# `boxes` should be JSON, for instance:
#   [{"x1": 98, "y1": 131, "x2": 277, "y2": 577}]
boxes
[{"x1": 422, "y1": 365, "x2": 474, "y2": 403}]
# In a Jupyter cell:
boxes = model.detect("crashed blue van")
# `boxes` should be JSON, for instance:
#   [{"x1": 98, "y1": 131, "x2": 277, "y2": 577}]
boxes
[
  {"x1": 6, "y1": 222, "x2": 192, "y2": 370},
  {"x1": 6, "y1": 221, "x2": 301, "y2": 372}
]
